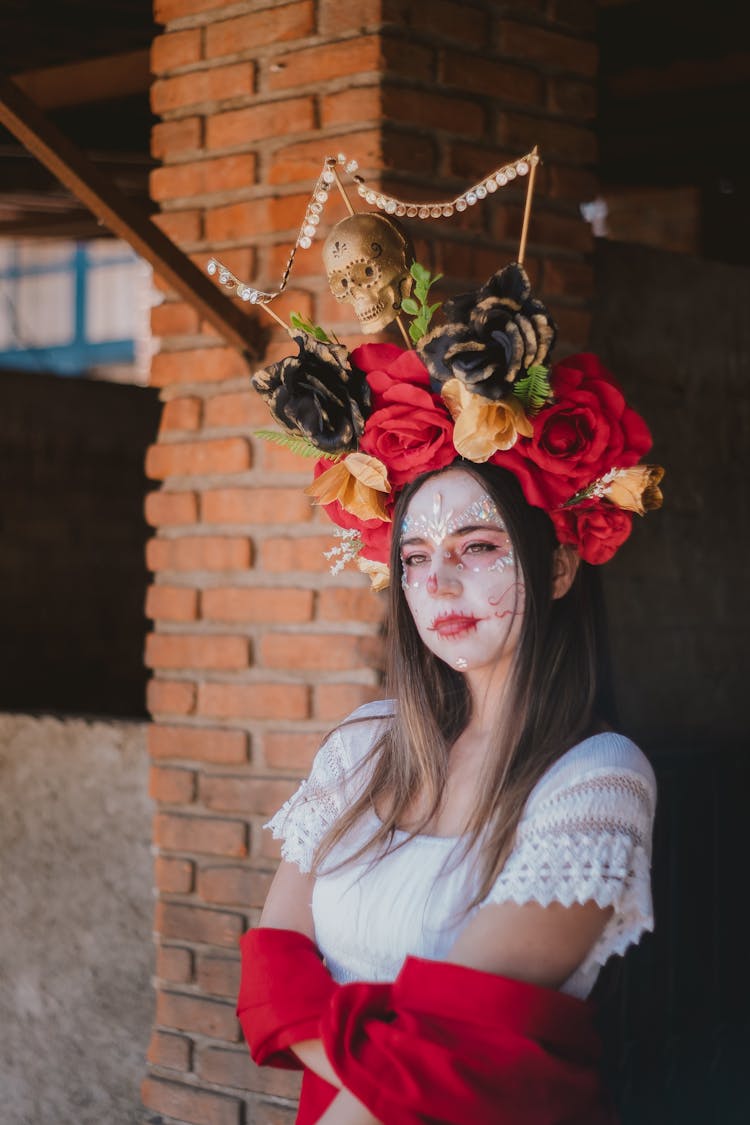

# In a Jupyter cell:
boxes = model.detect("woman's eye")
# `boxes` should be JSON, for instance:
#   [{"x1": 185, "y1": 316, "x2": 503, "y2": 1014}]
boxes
[
  {"x1": 463, "y1": 542, "x2": 496, "y2": 555},
  {"x1": 402, "y1": 553, "x2": 428, "y2": 568}
]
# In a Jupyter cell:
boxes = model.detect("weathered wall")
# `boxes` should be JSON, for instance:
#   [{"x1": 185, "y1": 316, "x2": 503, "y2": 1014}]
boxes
[
  {"x1": 144, "y1": 1, "x2": 600, "y2": 1121},
  {"x1": 0, "y1": 714, "x2": 153, "y2": 1125}
]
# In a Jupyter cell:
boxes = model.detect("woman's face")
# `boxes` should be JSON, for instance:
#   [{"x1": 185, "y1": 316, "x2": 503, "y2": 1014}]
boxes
[{"x1": 399, "y1": 470, "x2": 525, "y2": 674}]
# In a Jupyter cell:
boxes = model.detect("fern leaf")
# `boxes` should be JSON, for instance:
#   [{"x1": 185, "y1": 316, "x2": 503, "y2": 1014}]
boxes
[
  {"x1": 253, "y1": 429, "x2": 342, "y2": 460},
  {"x1": 513, "y1": 364, "x2": 552, "y2": 415}
]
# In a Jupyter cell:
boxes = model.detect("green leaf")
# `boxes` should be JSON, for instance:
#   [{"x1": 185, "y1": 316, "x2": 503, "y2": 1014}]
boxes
[
  {"x1": 253, "y1": 429, "x2": 343, "y2": 460},
  {"x1": 402, "y1": 259, "x2": 443, "y2": 344},
  {"x1": 513, "y1": 364, "x2": 553, "y2": 415},
  {"x1": 289, "y1": 311, "x2": 330, "y2": 342}
]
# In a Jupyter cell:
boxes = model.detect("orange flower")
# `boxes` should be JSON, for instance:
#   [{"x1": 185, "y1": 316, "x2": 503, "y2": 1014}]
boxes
[
  {"x1": 441, "y1": 378, "x2": 533, "y2": 462},
  {"x1": 305, "y1": 452, "x2": 392, "y2": 522},
  {"x1": 357, "y1": 557, "x2": 391, "y2": 591},
  {"x1": 604, "y1": 465, "x2": 664, "y2": 515}
]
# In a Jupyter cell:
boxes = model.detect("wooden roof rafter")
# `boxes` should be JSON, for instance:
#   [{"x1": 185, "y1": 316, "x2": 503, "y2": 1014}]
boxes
[{"x1": 0, "y1": 75, "x2": 263, "y2": 359}]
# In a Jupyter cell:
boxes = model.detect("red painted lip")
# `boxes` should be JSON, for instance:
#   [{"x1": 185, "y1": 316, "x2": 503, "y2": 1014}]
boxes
[{"x1": 428, "y1": 613, "x2": 484, "y2": 638}]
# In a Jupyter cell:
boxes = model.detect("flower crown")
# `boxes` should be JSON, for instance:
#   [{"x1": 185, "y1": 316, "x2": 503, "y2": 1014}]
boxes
[{"x1": 207, "y1": 151, "x2": 663, "y2": 591}]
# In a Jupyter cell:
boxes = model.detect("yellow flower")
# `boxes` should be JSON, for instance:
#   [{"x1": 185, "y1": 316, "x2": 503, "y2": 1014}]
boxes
[
  {"x1": 604, "y1": 465, "x2": 665, "y2": 515},
  {"x1": 357, "y1": 557, "x2": 390, "y2": 591},
  {"x1": 304, "y1": 452, "x2": 392, "y2": 522},
  {"x1": 441, "y1": 378, "x2": 533, "y2": 462}
]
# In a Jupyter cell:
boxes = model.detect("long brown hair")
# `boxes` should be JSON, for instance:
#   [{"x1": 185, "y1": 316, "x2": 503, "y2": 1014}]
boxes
[{"x1": 314, "y1": 461, "x2": 614, "y2": 907}]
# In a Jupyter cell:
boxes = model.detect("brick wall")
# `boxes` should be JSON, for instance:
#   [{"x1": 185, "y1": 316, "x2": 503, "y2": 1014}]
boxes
[{"x1": 143, "y1": 1, "x2": 598, "y2": 1121}]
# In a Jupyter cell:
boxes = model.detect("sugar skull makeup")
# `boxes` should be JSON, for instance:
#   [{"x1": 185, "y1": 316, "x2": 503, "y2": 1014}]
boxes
[{"x1": 400, "y1": 471, "x2": 524, "y2": 673}]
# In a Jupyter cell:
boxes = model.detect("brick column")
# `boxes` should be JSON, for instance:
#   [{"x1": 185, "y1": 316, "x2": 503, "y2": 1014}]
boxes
[{"x1": 143, "y1": 2, "x2": 598, "y2": 1123}]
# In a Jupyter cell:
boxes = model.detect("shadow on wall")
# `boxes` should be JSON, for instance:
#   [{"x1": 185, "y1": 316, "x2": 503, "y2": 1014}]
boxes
[
  {"x1": 0, "y1": 714, "x2": 153, "y2": 1125},
  {"x1": 588, "y1": 239, "x2": 750, "y2": 1124}
]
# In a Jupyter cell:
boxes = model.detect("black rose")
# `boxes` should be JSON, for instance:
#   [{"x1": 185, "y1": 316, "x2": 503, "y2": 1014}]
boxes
[
  {"x1": 252, "y1": 333, "x2": 371, "y2": 453},
  {"x1": 418, "y1": 263, "x2": 556, "y2": 401}
]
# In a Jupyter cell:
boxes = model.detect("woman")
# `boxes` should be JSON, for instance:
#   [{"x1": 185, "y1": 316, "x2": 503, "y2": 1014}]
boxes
[{"x1": 238, "y1": 457, "x2": 657, "y2": 1124}]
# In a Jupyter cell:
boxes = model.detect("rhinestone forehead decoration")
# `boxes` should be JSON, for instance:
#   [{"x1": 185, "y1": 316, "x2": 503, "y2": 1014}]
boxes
[{"x1": 401, "y1": 493, "x2": 505, "y2": 546}]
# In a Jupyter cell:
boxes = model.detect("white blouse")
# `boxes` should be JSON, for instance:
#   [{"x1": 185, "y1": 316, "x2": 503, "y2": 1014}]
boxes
[{"x1": 266, "y1": 700, "x2": 657, "y2": 1001}]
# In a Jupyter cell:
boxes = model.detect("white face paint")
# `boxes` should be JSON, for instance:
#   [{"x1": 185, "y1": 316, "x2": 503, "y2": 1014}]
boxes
[{"x1": 400, "y1": 470, "x2": 524, "y2": 673}]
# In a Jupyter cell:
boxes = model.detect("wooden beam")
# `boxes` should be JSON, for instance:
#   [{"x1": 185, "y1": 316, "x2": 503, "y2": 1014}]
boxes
[
  {"x1": 12, "y1": 50, "x2": 151, "y2": 111},
  {"x1": 0, "y1": 76, "x2": 263, "y2": 358}
]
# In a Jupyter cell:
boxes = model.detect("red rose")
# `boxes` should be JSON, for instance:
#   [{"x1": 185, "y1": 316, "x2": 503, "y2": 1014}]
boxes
[
  {"x1": 550, "y1": 503, "x2": 633, "y2": 565},
  {"x1": 359, "y1": 382, "x2": 457, "y2": 488},
  {"x1": 495, "y1": 353, "x2": 652, "y2": 509},
  {"x1": 351, "y1": 342, "x2": 432, "y2": 410},
  {"x1": 359, "y1": 519, "x2": 392, "y2": 564}
]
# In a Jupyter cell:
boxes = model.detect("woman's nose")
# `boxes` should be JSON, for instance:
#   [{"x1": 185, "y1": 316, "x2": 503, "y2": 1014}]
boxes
[{"x1": 426, "y1": 554, "x2": 462, "y2": 596}]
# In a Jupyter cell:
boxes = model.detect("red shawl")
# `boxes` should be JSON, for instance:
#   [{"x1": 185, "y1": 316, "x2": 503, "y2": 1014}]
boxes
[{"x1": 237, "y1": 927, "x2": 618, "y2": 1125}]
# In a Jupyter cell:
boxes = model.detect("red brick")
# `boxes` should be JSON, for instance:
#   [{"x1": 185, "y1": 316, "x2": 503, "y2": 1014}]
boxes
[
  {"x1": 151, "y1": 116, "x2": 202, "y2": 162},
  {"x1": 159, "y1": 395, "x2": 203, "y2": 432},
  {"x1": 197, "y1": 1045, "x2": 302, "y2": 1097},
  {"x1": 260, "y1": 632, "x2": 366, "y2": 671},
  {"x1": 263, "y1": 730, "x2": 321, "y2": 771},
  {"x1": 150, "y1": 764, "x2": 197, "y2": 804},
  {"x1": 147, "y1": 1029, "x2": 193, "y2": 1070},
  {"x1": 157, "y1": 945, "x2": 194, "y2": 984},
  {"x1": 151, "y1": 153, "x2": 257, "y2": 203},
  {"x1": 204, "y1": 198, "x2": 271, "y2": 243},
  {"x1": 155, "y1": 856, "x2": 195, "y2": 896},
  {"x1": 151, "y1": 29, "x2": 201, "y2": 75},
  {"x1": 202, "y1": 586, "x2": 313, "y2": 624},
  {"x1": 546, "y1": 162, "x2": 599, "y2": 202},
  {"x1": 317, "y1": 587, "x2": 384, "y2": 625},
  {"x1": 198, "y1": 867, "x2": 273, "y2": 910},
  {"x1": 147, "y1": 679, "x2": 197, "y2": 716},
  {"x1": 259, "y1": 535, "x2": 338, "y2": 573},
  {"x1": 152, "y1": 302, "x2": 202, "y2": 339},
  {"x1": 547, "y1": 303, "x2": 591, "y2": 349},
  {"x1": 145, "y1": 489, "x2": 199, "y2": 526},
  {"x1": 153, "y1": 208, "x2": 202, "y2": 243},
  {"x1": 204, "y1": 390, "x2": 268, "y2": 429},
  {"x1": 268, "y1": 129, "x2": 380, "y2": 185},
  {"x1": 496, "y1": 21, "x2": 598, "y2": 77},
  {"x1": 142, "y1": 1075, "x2": 241, "y2": 1125},
  {"x1": 205, "y1": 2, "x2": 315, "y2": 58},
  {"x1": 315, "y1": 682, "x2": 383, "y2": 721},
  {"x1": 550, "y1": 0, "x2": 597, "y2": 32},
  {"x1": 200, "y1": 775, "x2": 296, "y2": 816},
  {"x1": 267, "y1": 37, "x2": 381, "y2": 91},
  {"x1": 146, "y1": 536, "x2": 253, "y2": 573},
  {"x1": 381, "y1": 86, "x2": 486, "y2": 138},
  {"x1": 146, "y1": 437, "x2": 252, "y2": 480},
  {"x1": 146, "y1": 584, "x2": 199, "y2": 623},
  {"x1": 156, "y1": 900, "x2": 245, "y2": 949},
  {"x1": 206, "y1": 96, "x2": 315, "y2": 151},
  {"x1": 149, "y1": 725, "x2": 249, "y2": 765},
  {"x1": 151, "y1": 63, "x2": 255, "y2": 115},
  {"x1": 196, "y1": 952, "x2": 242, "y2": 997},
  {"x1": 201, "y1": 487, "x2": 312, "y2": 525},
  {"x1": 414, "y1": 0, "x2": 490, "y2": 46},
  {"x1": 145, "y1": 633, "x2": 250, "y2": 671},
  {"x1": 320, "y1": 85, "x2": 380, "y2": 128},
  {"x1": 155, "y1": 813, "x2": 248, "y2": 857},
  {"x1": 497, "y1": 113, "x2": 596, "y2": 165},
  {"x1": 441, "y1": 52, "x2": 542, "y2": 105},
  {"x1": 542, "y1": 258, "x2": 595, "y2": 299},
  {"x1": 155, "y1": 0, "x2": 230, "y2": 20},
  {"x1": 151, "y1": 347, "x2": 251, "y2": 387},
  {"x1": 548, "y1": 76, "x2": 596, "y2": 120},
  {"x1": 506, "y1": 207, "x2": 593, "y2": 255},
  {"x1": 198, "y1": 682, "x2": 310, "y2": 721}
]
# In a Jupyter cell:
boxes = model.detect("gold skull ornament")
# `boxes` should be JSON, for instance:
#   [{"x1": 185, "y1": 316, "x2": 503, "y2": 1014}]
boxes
[{"x1": 322, "y1": 213, "x2": 414, "y2": 333}]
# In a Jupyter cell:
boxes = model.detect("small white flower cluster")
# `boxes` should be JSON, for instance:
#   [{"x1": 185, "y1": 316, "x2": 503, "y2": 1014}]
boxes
[{"x1": 323, "y1": 528, "x2": 363, "y2": 576}]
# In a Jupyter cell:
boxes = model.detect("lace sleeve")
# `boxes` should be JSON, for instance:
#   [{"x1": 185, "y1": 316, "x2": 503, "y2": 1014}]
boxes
[
  {"x1": 264, "y1": 729, "x2": 349, "y2": 874},
  {"x1": 483, "y1": 765, "x2": 656, "y2": 967}
]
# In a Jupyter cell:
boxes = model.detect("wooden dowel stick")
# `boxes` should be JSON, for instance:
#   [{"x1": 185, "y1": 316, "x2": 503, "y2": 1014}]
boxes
[
  {"x1": 332, "y1": 167, "x2": 356, "y2": 216},
  {"x1": 395, "y1": 314, "x2": 413, "y2": 349},
  {"x1": 517, "y1": 145, "x2": 539, "y2": 266}
]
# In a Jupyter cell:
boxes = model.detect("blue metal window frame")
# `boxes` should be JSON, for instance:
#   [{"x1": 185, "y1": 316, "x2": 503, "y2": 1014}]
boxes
[{"x1": 0, "y1": 242, "x2": 137, "y2": 376}]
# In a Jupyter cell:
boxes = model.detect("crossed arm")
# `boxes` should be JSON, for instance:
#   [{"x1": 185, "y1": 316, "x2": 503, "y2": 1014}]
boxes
[{"x1": 258, "y1": 860, "x2": 613, "y2": 1124}]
